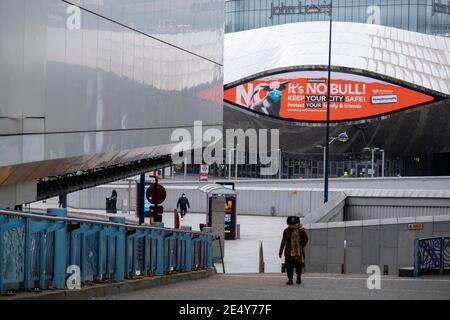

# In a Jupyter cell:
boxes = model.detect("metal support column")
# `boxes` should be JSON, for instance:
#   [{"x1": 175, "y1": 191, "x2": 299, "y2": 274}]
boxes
[{"x1": 139, "y1": 173, "x2": 145, "y2": 225}]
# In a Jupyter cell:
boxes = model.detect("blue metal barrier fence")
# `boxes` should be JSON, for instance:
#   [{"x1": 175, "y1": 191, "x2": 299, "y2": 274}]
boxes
[
  {"x1": 0, "y1": 209, "x2": 213, "y2": 294},
  {"x1": 414, "y1": 237, "x2": 450, "y2": 277}
]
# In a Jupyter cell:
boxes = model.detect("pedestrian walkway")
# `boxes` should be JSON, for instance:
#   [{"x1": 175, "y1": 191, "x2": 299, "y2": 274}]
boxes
[{"x1": 101, "y1": 273, "x2": 450, "y2": 300}]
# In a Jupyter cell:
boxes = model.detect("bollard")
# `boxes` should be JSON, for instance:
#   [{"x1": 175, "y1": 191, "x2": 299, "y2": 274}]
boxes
[
  {"x1": 259, "y1": 241, "x2": 265, "y2": 273},
  {"x1": 174, "y1": 209, "x2": 180, "y2": 229},
  {"x1": 342, "y1": 239, "x2": 347, "y2": 274}
]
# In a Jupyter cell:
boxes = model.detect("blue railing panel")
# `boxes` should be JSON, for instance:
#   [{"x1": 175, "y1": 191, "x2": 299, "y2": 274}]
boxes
[
  {"x1": 108, "y1": 236, "x2": 116, "y2": 275},
  {"x1": 45, "y1": 232, "x2": 55, "y2": 280},
  {"x1": 126, "y1": 237, "x2": 133, "y2": 275},
  {"x1": 1, "y1": 224, "x2": 26, "y2": 284},
  {"x1": 444, "y1": 238, "x2": 450, "y2": 269},
  {"x1": 71, "y1": 234, "x2": 82, "y2": 268},
  {"x1": 136, "y1": 237, "x2": 145, "y2": 274},
  {"x1": 0, "y1": 209, "x2": 213, "y2": 294},
  {"x1": 418, "y1": 237, "x2": 442, "y2": 270},
  {"x1": 85, "y1": 233, "x2": 99, "y2": 280},
  {"x1": 30, "y1": 233, "x2": 39, "y2": 282},
  {"x1": 415, "y1": 237, "x2": 450, "y2": 276}
]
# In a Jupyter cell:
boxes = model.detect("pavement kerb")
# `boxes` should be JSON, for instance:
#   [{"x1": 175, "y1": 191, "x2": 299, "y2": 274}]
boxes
[{"x1": 1, "y1": 268, "x2": 216, "y2": 300}]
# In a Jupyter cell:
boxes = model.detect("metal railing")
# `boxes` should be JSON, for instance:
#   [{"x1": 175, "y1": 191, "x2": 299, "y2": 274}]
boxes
[
  {"x1": 414, "y1": 237, "x2": 450, "y2": 277},
  {"x1": 0, "y1": 209, "x2": 213, "y2": 295}
]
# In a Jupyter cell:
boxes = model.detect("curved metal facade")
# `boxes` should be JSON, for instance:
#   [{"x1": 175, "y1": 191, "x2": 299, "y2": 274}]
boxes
[
  {"x1": 224, "y1": 22, "x2": 450, "y2": 177},
  {"x1": 0, "y1": 0, "x2": 224, "y2": 206},
  {"x1": 225, "y1": 21, "x2": 450, "y2": 95}
]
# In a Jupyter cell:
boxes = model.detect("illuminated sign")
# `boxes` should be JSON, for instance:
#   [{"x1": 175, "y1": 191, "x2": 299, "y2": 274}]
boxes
[
  {"x1": 408, "y1": 223, "x2": 424, "y2": 230},
  {"x1": 224, "y1": 70, "x2": 436, "y2": 122}
]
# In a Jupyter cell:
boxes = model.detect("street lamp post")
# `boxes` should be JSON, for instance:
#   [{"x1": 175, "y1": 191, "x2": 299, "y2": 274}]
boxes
[
  {"x1": 235, "y1": 145, "x2": 240, "y2": 181},
  {"x1": 322, "y1": 147, "x2": 326, "y2": 178},
  {"x1": 278, "y1": 148, "x2": 282, "y2": 180},
  {"x1": 222, "y1": 147, "x2": 235, "y2": 180},
  {"x1": 228, "y1": 149, "x2": 232, "y2": 180},
  {"x1": 381, "y1": 149, "x2": 385, "y2": 177},
  {"x1": 139, "y1": 173, "x2": 145, "y2": 225},
  {"x1": 371, "y1": 148, "x2": 375, "y2": 178},
  {"x1": 324, "y1": 0, "x2": 333, "y2": 204},
  {"x1": 317, "y1": 132, "x2": 349, "y2": 180},
  {"x1": 364, "y1": 147, "x2": 380, "y2": 178}
]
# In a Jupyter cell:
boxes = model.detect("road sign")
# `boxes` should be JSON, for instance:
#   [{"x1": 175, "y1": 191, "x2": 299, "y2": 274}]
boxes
[
  {"x1": 200, "y1": 164, "x2": 209, "y2": 182},
  {"x1": 146, "y1": 183, "x2": 167, "y2": 205},
  {"x1": 408, "y1": 223, "x2": 424, "y2": 230}
]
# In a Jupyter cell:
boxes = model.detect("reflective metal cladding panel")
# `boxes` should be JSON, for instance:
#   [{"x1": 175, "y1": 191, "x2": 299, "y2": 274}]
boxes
[{"x1": 0, "y1": 0, "x2": 224, "y2": 184}]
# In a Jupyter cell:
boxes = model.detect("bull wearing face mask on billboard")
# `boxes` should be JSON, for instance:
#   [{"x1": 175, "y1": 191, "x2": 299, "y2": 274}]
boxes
[{"x1": 248, "y1": 81, "x2": 289, "y2": 118}]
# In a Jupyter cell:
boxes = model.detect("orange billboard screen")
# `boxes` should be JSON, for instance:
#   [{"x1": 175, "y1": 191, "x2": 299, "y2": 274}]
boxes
[{"x1": 224, "y1": 71, "x2": 435, "y2": 122}]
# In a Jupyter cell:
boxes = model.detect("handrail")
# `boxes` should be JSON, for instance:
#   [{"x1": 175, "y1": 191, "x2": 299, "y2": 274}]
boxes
[
  {"x1": 0, "y1": 209, "x2": 205, "y2": 235},
  {"x1": 0, "y1": 208, "x2": 213, "y2": 294},
  {"x1": 417, "y1": 236, "x2": 444, "y2": 241}
]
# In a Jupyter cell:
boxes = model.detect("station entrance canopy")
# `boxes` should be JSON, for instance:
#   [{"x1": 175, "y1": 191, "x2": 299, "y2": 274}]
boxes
[{"x1": 198, "y1": 184, "x2": 237, "y2": 197}]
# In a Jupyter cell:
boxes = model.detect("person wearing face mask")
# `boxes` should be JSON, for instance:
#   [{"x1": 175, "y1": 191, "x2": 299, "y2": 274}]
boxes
[
  {"x1": 248, "y1": 81, "x2": 289, "y2": 117},
  {"x1": 176, "y1": 193, "x2": 190, "y2": 220}
]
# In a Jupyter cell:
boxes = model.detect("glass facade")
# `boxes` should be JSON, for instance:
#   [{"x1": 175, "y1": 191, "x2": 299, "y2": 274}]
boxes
[{"x1": 225, "y1": 0, "x2": 450, "y2": 36}]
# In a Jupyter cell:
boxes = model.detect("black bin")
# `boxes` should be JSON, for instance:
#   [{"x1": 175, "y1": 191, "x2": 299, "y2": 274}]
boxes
[{"x1": 106, "y1": 197, "x2": 113, "y2": 213}]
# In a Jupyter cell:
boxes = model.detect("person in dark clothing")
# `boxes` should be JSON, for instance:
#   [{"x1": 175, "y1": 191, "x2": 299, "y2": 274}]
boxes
[
  {"x1": 110, "y1": 190, "x2": 118, "y2": 214},
  {"x1": 176, "y1": 193, "x2": 190, "y2": 219},
  {"x1": 279, "y1": 216, "x2": 309, "y2": 285},
  {"x1": 58, "y1": 193, "x2": 67, "y2": 208}
]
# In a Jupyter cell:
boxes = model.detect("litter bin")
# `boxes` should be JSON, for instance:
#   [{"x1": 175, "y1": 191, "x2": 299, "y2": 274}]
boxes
[{"x1": 106, "y1": 197, "x2": 112, "y2": 213}]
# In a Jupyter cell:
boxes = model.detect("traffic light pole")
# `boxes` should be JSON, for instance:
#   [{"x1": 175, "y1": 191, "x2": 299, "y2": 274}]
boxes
[{"x1": 139, "y1": 173, "x2": 145, "y2": 225}]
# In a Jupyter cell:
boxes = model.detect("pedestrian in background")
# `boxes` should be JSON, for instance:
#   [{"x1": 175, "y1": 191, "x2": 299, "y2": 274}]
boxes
[
  {"x1": 110, "y1": 190, "x2": 118, "y2": 213},
  {"x1": 176, "y1": 193, "x2": 190, "y2": 220},
  {"x1": 279, "y1": 216, "x2": 309, "y2": 285}
]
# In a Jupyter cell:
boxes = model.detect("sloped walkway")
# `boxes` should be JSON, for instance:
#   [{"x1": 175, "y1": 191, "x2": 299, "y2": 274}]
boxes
[{"x1": 103, "y1": 273, "x2": 450, "y2": 300}]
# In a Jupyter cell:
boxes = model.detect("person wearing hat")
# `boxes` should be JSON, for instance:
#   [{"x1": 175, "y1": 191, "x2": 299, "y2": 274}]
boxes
[
  {"x1": 176, "y1": 193, "x2": 190, "y2": 220},
  {"x1": 279, "y1": 216, "x2": 309, "y2": 285}
]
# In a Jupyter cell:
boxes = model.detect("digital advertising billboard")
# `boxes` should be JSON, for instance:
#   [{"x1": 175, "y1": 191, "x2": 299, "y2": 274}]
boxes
[{"x1": 224, "y1": 70, "x2": 437, "y2": 122}]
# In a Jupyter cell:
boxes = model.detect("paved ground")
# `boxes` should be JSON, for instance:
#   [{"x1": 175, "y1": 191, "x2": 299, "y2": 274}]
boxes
[{"x1": 101, "y1": 273, "x2": 450, "y2": 300}]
